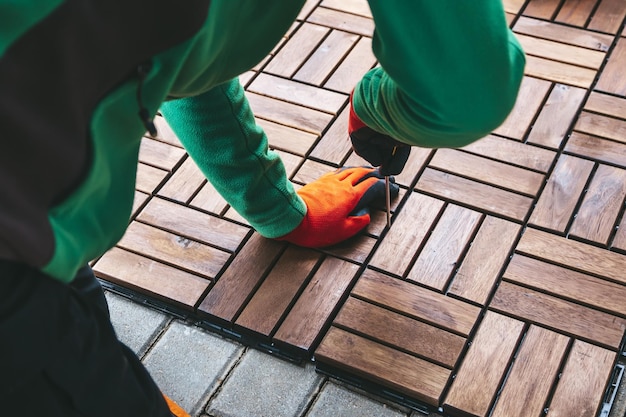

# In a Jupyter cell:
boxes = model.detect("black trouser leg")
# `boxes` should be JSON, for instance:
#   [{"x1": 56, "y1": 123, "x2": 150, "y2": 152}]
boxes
[{"x1": 0, "y1": 261, "x2": 172, "y2": 417}]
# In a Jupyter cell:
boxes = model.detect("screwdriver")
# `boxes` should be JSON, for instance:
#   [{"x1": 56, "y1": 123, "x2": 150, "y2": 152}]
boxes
[{"x1": 385, "y1": 146, "x2": 397, "y2": 228}]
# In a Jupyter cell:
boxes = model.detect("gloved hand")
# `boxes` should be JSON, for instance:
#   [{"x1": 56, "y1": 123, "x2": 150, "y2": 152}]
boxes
[
  {"x1": 278, "y1": 167, "x2": 399, "y2": 248},
  {"x1": 348, "y1": 92, "x2": 411, "y2": 176}
]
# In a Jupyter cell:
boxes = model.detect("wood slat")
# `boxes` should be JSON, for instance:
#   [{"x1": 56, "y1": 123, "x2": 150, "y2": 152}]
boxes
[
  {"x1": 588, "y1": 0, "x2": 626, "y2": 34},
  {"x1": 264, "y1": 23, "x2": 329, "y2": 77},
  {"x1": 429, "y1": 148, "x2": 544, "y2": 196},
  {"x1": 321, "y1": 233, "x2": 377, "y2": 264},
  {"x1": 556, "y1": 0, "x2": 596, "y2": 27},
  {"x1": 321, "y1": 0, "x2": 373, "y2": 18},
  {"x1": 523, "y1": 55, "x2": 597, "y2": 88},
  {"x1": 198, "y1": 234, "x2": 285, "y2": 322},
  {"x1": 117, "y1": 221, "x2": 230, "y2": 279},
  {"x1": 274, "y1": 257, "x2": 359, "y2": 351},
  {"x1": 491, "y1": 281, "x2": 626, "y2": 349},
  {"x1": 517, "y1": 227, "x2": 626, "y2": 284},
  {"x1": 158, "y1": 157, "x2": 204, "y2": 204},
  {"x1": 135, "y1": 162, "x2": 168, "y2": 194},
  {"x1": 494, "y1": 76, "x2": 552, "y2": 140},
  {"x1": 333, "y1": 297, "x2": 465, "y2": 368},
  {"x1": 585, "y1": 91, "x2": 626, "y2": 119},
  {"x1": 369, "y1": 192, "x2": 443, "y2": 275},
  {"x1": 132, "y1": 191, "x2": 149, "y2": 216},
  {"x1": 94, "y1": 247, "x2": 209, "y2": 309},
  {"x1": 315, "y1": 327, "x2": 450, "y2": 406},
  {"x1": 416, "y1": 168, "x2": 533, "y2": 222},
  {"x1": 307, "y1": 7, "x2": 374, "y2": 37},
  {"x1": 491, "y1": 326, "x2": 569, "y2": 417},
  {"x1": 249, "y1": 73, "x2": 346, "y2": 114},
  {"x1": 547, "y1": 340, "x2": 616, "y2": 417},
  {"x1": 461, "y1": 134, "x2": 556, "y2": 172},
  {"x1": 613, "y1": 213, "x2": 626, "y2": 251},
  {"x1": 152, "y1": 115, "x2": 183, "y2": 148},
  {"x1": 138, "y1": 137, "x2": 186, "y2": 170},
  {"x1": 444, "y1": 311, "x2": 524, "y2": 417},
  {"x1": 565, "y1": 131, "x2": 626, "y2": 167},
  {"x1": 294, "y1": 30, "x2": 359, "y2": 86},
  {"x1": 528, "y1": 155, "x2": 594, "y2": 232},
  {"x1": 324, "y1": 37, "x2": 376, "y2": 93},
  {"x1": 514, "y1": 16, "x2": 613, "y2": 51},
  {"x1": 292, "y1": 159, "x2": 336, "y2": 185},
  {"x1": 137, "y1": 198, "x2": 248, "y2": 251},
  {"x1": 247, "y1": 92, "x2": 333, "y2": 135},
  {"x1": 569, "y1": 164, "x2": 626, "y2": 243},
  {"x1": 309, "y1": 106, "x2": 352, "y2": 165},
  {"x1": 352, "y1": 269, "x2": 480, "y2": 336},
  {"x1": 450, "y1": 216, "x2": 520, "y2": 305},
  {"x1": 504, "y1": 254, "x2": 626, "y2": 317},
  {"x1": 258, "y1": 118, "x2": 318, "y2": 156},
  {"x1": 516, "y1": 33, "x2": 605, "y2": 68},
  {"x1": 526, "y1": 84, "x2": 587, "y2": 148},
  {"x1": 406, "y1": 205, "x2": 481, "y2": 291},
  {"x1": 596, "y1": 38, "x2": 626, "y2": 96},
  {"x1": 189, "y1": 180, "x2": 229, "y2": 215},
  {"x1": 522, "y1": 0, "x2": 560, "y2": 20},
  {"x1": 574, "y1": 111, "x2": 626, "y2": 143},
  {"x1": 235, "y1": 247, "x2": 321, "y2": 336}
]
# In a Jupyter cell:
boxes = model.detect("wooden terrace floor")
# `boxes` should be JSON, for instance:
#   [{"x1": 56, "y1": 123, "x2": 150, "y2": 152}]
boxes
[{"x1": 94, "y1": 1, "x2": 626, "y2": 416}]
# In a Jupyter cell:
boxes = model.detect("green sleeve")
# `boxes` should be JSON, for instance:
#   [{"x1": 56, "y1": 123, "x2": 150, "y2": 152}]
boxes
[
  {"x1": 160, "y1": 78, "x2": 306, "y2": 238},
  {"x1": 353, "y1": 0, "x2": 526, "y2": 148}
]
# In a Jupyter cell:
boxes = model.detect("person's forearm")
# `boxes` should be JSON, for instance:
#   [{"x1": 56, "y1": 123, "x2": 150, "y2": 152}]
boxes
[{"x1": 160, "y1": 78, "x2": 306, "y2": 238}]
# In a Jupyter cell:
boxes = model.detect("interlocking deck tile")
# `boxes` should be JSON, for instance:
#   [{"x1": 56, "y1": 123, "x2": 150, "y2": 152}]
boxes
[
  {"x1": 444, "y1": 311, "x2": 524, "y2": 417},
  {"x1": 96, "y1": 1, "x2": 626, "y2": 415},
  {"x1": 547, "y1": 340, "x2": 617, "y2": 417},
  {"x1": 490, "y1": 326, "x2": 569, "y2": 417}
]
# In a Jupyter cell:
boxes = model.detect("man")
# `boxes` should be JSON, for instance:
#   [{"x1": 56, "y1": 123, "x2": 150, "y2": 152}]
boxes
[{"x1": 0, "y1": 0, "x2": 524, "y2": 415}]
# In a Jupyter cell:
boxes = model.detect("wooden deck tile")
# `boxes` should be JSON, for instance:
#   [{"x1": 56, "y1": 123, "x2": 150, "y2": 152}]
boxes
[
  {"x1": 316, "y1": 326, "x2": 450, "y2": 406},
  {"x1": 98, "y1": 2, "x2": 626, "y2": 415},
  {"x1": 94, "y1": 247, "x2": 209, "y2": 309},
  {"x1": 406, "y1": 204, "x2": 481, "y2": 291},
  {"x1": 429, "y1": 148, "x2": 544, "y2": 196},
  {"x1": 461, "y1": 134, "x2": 556, "y2": 172},
  {"x1": 274, "y1": 257, "x2": 359, "y2": 351},
  {"x1": 444, "y1": 311, "x2": 524, "y2": 417},
  {"x1": 294, "y1": 30, "x2": 359, "y2": 86},
  {"x1": 526, "y1": 84, "x2": 587, "y2": 148},
  {"x1": 491, "y1": 281, "x2": 626, "y2": 349},
  {"x1": 491, "y1": 326, "x2": 569, "y2": 417},
  {"x1": 416, "y1": 168, "x2": 533, "y2": 222},
  {"x1": 504, "y1": 254, "x2": 626, "y2": 317},
  {"x1": 529, "y1": 154, "x2": 594, "y2": 232},
  {"x1": 569, "y1": 164, "x2": 626, "y2": 244},
  {"x1": 307, "y1": 6, "x2": 374, "y2": 37},
  {"x1": 352, "y1": 269, "x2": 480, "y2": 336},
  {"x1": 235, "y1": 247, "x2": 321, "y2": 336},
  {"x1": 449, "y1": 216, "x2": 521, "y2": 305},
  {"x1": 494, "y1": 76, "x2": 552, "y2": 140},
  {"x1": 596, "y1": 37, "x2": 626, "y2": 96},
  {"x1": 547, "y1": 340, "x2": 617, "y2": 417}
]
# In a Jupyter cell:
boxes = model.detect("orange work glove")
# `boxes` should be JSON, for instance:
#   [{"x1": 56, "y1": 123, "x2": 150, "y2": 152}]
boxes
[
  {"x1": 278, "y1": 167, "x2": 399, "y2": 248},
  {"x1": 163, "y1": 394, "x2": 190, "y2": 417}
]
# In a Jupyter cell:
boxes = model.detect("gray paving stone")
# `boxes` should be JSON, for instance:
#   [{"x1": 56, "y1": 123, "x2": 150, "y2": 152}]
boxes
[
  {"x1": 306, "y1": 382, "x2": 407, "y2": 417},
  {"x1": 142, "y1": 320, "x2": 244, "y2": 416},
  {"x1": 105, "y1": 291, "x2": 169, "y2": 356},
  {"x1": 207, "y1": 349, "x2": 323, "y2": 417}
]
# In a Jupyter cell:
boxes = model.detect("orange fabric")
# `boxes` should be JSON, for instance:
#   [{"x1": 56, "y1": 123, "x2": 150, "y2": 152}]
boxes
[
  {"x1": 163, "y1": 394, "x2": 190, "y2": 417},
  {"x1": 279, "y1": 167, "x2": 380, "y2": 247}
]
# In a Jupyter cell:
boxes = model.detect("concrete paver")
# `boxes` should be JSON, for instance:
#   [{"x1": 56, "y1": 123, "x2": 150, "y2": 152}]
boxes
[
  {"x1": 105, "y1": 291, "x2": 169, "y2": 356},
  {"x1": 207, "y1": 349, "x2": 323, "y2": 417},
  {"x1": 142, "y1": 320, "x2": 244, "y2": 416},
  {"x1": 306, "y1": 382, "x2": 407, "y2": 417}
]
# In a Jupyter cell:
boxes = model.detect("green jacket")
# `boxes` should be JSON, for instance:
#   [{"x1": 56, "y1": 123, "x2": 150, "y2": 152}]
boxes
[{"x1": 0, "y1": 0, "x2": 524, "y2": 283}]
